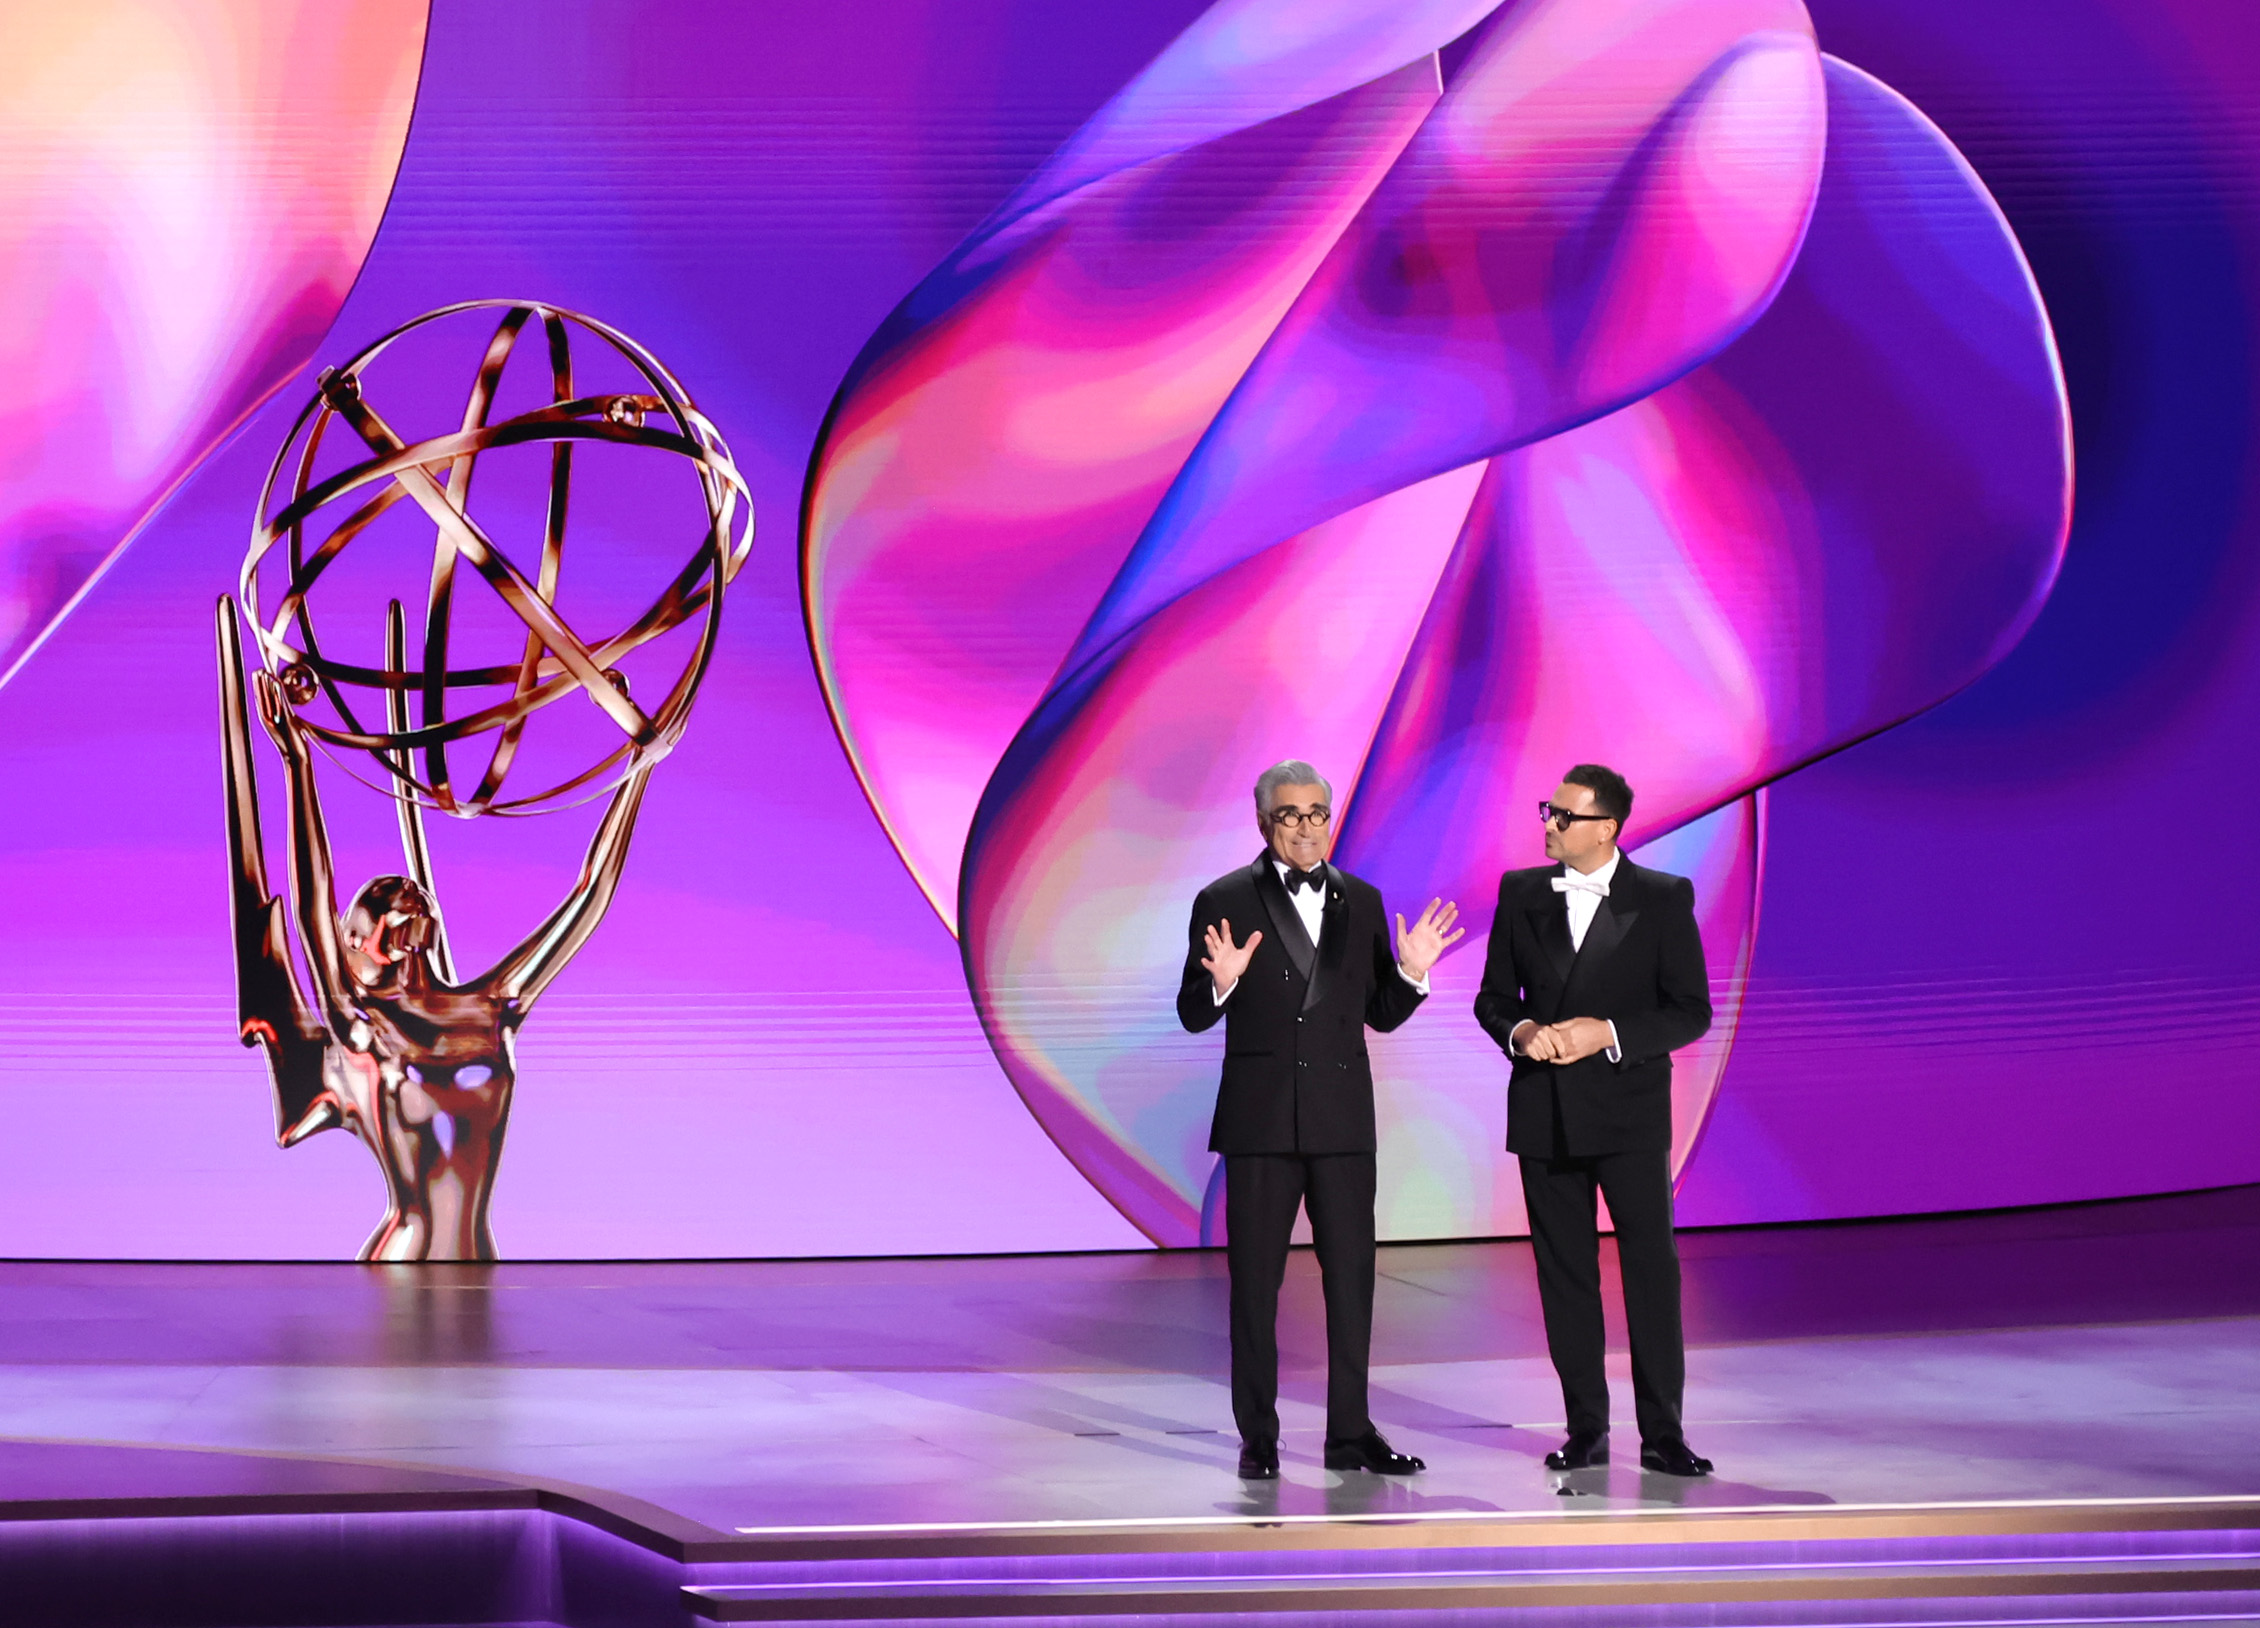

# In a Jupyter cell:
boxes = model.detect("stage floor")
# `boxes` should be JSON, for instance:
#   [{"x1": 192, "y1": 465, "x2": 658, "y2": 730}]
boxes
[{"x1": 2, "y1": 1185, "x2": 2255, "y2": 1543}]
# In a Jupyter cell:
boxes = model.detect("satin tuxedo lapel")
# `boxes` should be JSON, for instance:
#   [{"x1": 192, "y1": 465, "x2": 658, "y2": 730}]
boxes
[
  {"x1": 1252, "y1": 858, "x2": 1315, "y2": 985},
  {"x1": 1579, "y1": 897, "x2": 1637, "y2": 968},
  {"x1": 1304, "y1": 868, "x2": 1348, "y2": 1014},
  {"x1": 1529, "y1": 868, "x2": 1576, "y2": 986},
  {"x1": 1562, "y1": 872, "x2": 1639, "y2": 1009}
]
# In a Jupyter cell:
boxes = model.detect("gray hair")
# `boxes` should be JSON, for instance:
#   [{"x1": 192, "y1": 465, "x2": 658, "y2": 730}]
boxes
[{"x1": 1253, "y1": 759, "x2": 1332, "y2": 811}]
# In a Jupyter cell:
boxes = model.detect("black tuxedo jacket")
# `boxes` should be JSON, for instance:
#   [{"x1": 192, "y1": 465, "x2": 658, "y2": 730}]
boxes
[
  {"x1": 1472, "y1": 859, "x2": 1712, "y2": 1158},
  {"x1": 1176, "y1": 855, "x2": 1426, "y2": 1155}
]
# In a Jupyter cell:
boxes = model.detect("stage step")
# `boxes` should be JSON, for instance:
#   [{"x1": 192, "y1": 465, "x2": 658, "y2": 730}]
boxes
[
  {"x1": 688, "y1": 1564, "x2": 2260, "y2": 1622},
  {"x1": 683, "y1": 1504, "x2": 2260, "y2": 1624},
  {"x1": 2, "y1": 1482, "x2": 2252, "y2": 1626}
]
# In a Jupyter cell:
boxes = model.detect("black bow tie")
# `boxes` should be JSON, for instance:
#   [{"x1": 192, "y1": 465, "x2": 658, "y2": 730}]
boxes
[{"x1": 1284, "y1": 865, "x2": 1326, "y2": 896}]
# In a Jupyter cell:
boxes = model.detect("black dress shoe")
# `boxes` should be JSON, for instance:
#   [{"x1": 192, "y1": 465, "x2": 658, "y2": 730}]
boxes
[
  {"x1": 1323, "y1": 1430, "x2": 1425, "y2": 1474},
  {"x1": 1237, "y1": 1439, "x2": 1279, "y2": 1479},
  {"x1": 1640, "y1": 1439, "x2": 1714, "y2": 1477},
  {"x1": 1544, "y1": 1430, "x2": 1608, "y2": 1470}
]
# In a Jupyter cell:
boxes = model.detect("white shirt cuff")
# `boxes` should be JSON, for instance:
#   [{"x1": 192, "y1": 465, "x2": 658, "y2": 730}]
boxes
[
  {"x1": 1605, "y1": 1019, "x2": 1621, "y2": 1064},
  {"x1": 1398, "y1": 965, "x2": 1430, "y2": 996},
  {"x1": 1211, "y1": 978, "x2": 1237, "y2": 1006}
]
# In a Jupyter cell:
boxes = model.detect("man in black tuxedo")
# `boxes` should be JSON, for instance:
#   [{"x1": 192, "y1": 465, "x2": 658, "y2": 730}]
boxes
[
  {"x1": 1177, "y1": 759, "x2": 1463, "y2": 1481},
  {"x1": 1473, "y1": 764, "x2": 1716, "y2": 1478}
]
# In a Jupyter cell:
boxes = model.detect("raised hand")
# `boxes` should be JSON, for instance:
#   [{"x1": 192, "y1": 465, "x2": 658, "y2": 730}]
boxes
[
  {"x1": 252, "y1": 669, "x2": 309, "y2": 759},
  {"x1": 1394, "y1": 897, "x2": 1466, "y2": 981},
  {"x1": 1201, "y1": 917, "x2": 1263, "y2": 998}
]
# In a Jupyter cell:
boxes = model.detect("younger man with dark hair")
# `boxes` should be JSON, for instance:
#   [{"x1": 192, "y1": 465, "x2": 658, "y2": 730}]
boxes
[{"x1": 1473, "y1": 763, "x2": 1716, "y2": 1477}]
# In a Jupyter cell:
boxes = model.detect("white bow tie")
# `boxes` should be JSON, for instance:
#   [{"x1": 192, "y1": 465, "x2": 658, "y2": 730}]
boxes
[{"x1": 1552, "y1": 872, "x2": 1610, "y2": 899}]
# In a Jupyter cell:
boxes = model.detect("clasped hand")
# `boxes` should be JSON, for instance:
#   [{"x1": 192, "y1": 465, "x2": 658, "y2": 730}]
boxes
[{"x1": 1517, "y1": 1015, "x2": 1613, "y2": 1064}]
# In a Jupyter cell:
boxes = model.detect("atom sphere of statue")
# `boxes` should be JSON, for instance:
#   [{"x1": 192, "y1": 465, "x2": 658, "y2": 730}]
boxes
[{"x1": 218, "y1": 300, "x2": 752, "y2": 1261}]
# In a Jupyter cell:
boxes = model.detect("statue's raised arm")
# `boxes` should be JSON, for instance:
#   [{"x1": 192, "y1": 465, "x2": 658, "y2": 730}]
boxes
[
  {"x1": 476, "y1": 759, "x2": 657, "y2": 1012},
  {"x1": 217, "y1": 598, "x2": 340, "y2": 1146},
  {"x1": 240, "y1": 635, "x2": 371, "y2": 1052}
]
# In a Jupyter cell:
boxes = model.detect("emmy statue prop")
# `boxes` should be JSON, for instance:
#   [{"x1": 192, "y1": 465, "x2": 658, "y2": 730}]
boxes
[{"x1": 217, "y1": 300, "x2": 752, "y2": 1261}]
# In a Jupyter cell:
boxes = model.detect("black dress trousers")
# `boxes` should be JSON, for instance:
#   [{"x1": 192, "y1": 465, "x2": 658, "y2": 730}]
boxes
[
  {"x1": 1518, "y1": 1147, "x2": 1686, "y2": 1445},
  {"x1": 1224, "y1": 1151, "x2": 1376, "y2": 1446}
]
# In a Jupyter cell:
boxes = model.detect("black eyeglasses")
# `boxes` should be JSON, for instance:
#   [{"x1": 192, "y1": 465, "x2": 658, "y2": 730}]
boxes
[
  {"x1": 1268, "y1": 806, "x2": 1332, "y2": 830},
  {"x1": 1539, "y1": 801, "x2": 1614, "y2": 832}
]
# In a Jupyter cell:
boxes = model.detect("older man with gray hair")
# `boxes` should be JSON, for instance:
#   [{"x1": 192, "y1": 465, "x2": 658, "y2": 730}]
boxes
[{"x1": 1177, "y1": 759, "x2": 1463, "y2": 1481}]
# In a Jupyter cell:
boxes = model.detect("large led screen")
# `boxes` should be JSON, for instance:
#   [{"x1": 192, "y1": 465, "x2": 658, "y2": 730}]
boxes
[{"x1": 0, "y1": 0, "x2": 2253, "y2": 1259}]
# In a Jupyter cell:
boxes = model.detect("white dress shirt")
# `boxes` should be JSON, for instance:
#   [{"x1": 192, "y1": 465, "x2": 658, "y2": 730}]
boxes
[
  {"x1": 1558, "y1": 849, "x2": 1622, "y2": 951},
  {"x1": 1510, "y1": 850, "x2": 1622, "y2": 1062},
  {"x1": 1212, "y1": 860, "x2": 1430, "y2": 1004}
]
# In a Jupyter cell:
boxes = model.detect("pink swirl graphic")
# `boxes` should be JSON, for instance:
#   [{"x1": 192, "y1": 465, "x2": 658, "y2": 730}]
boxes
[{"x1": 805, "y1": 0, "x2": 2071, "y2": 1244}]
